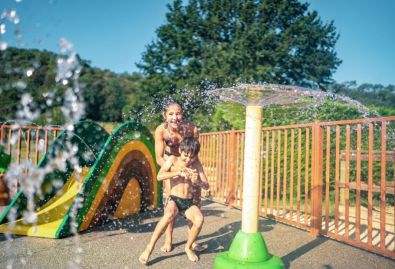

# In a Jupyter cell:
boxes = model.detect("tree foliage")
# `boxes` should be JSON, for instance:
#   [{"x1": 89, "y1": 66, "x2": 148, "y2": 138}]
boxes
[
  {"x1": 139, "y1": 0, "x2": 342, "y2": 89},
  {"x1": 210, "y1": 96, "x2": 372, "y2": 132},
  {"x1": 328, "y1": 81, "x2": 395, "y2": 110},
  {"x1": 0, "y1": 47, "x2": 143, "y2": 124},
  {"x1": 1, "y1": 8, "x2": 394, "y2": 131},
  {"x1": 136, "y1": 0, "x2": 344, "y2": 128}
]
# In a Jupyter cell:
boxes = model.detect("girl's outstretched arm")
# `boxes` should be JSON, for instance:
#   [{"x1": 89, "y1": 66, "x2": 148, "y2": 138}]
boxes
[
  {"x1": 157, "y1": 156, "x2": 185, "y2": 181},
  {"x1": 154, "y1": 125, "x2": 166, "y2": 167}
]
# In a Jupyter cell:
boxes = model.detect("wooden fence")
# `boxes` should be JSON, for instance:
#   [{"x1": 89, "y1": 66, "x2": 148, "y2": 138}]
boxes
[
  {"x1": 200, "y1": 116, "x2": 395, "y2": 259},
  {"x1": 0, "y1": 124, "x2": 62, "y2": 199},
  {"x1": 0, "y1": 124, "x2": 62, "y2": 165},
  {"x1": 0, "y1": 118, "x2": 394, "y2": 258}
]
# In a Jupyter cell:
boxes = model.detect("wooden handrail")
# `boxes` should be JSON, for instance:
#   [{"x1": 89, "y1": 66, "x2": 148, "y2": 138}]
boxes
[{"x1": 340, "y1": 150, "x2": 395, "y2": 162}]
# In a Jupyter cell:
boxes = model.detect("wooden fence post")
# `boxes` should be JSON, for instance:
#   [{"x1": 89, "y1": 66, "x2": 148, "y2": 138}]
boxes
[
  {"x1": 0, "y1": 125, "x2": 4, "y2": 144},
  {"x1": 225, "y1": 130, "x2": 238, "y2": 208},
  {"x1": 311, "y1": 120, "x2": 323, "y2": 237}
]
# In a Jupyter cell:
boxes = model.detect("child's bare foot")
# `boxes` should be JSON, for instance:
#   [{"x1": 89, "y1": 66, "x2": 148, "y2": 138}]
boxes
[
  {"x1": 160, "y1": 243, "x2": 173, "y2": 253},
  {"x1": 185, "y1": 248, "x2": 199, "y2": 262},
  {"x1": 192, "y1": 242, "x2": 206, "y2": 252},
  {"x1": 139, "y1": 249, "x2": 151, "y2": 265}
]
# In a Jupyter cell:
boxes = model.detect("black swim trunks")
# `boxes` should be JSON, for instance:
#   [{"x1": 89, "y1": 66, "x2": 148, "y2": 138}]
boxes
[{"x1": 169, "y1": 195, "x2": 194, "y2": 216}]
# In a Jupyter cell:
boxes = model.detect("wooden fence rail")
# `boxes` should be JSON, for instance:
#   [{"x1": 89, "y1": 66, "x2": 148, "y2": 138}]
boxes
[
  {"x1": 200, "y1": 116, "x2": 395, "y2": 259},
  {"x1": 0, "y1": 124, "x2": 62, "y2": 166},
  {"x1": 0, "y1": 118, "x2": 394, "y2": 258},
  {"x1": 0, "y1": 124, "x2": 62, "y2": 199}
]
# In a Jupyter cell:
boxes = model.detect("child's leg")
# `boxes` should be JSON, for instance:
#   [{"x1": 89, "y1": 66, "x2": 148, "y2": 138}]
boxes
[
  {"x1": 190, "y1": 187, "x2": 205, "y2": 251},
  {"x1": 184, "y1": 205, "x2": 204, "y2": 262},
  {"x1": 187, "y1": 223, "x2": 206, "y2": 251},
  {"x1": 139, "y1": 201, "x2": 178, "y2": 265},
  {"x1": 161, "y1": 219, "x2": 174, "y2": 252},
  {"x1": 160, "y1": 195, "x2": 174, "y2": 252},
  {"x1": 169, "y1": 193, "x2": 204, "y2": 252}
]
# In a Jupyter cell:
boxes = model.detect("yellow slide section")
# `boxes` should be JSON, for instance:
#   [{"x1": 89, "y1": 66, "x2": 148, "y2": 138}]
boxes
[
  {"x1": 114, "y1": 178, "x2": 141, "y2": 218},
  {"x1": 0, "y1": 167, "x2": 91, "y2": 238}
]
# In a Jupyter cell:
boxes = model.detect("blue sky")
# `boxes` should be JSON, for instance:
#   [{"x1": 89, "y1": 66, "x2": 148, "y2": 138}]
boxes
[{"x1": 2, "y1": 0, "x2": 394, "y2": 86}]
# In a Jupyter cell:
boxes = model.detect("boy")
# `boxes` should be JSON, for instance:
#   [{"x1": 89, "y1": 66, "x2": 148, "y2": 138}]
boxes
[{"x1": 139, "y1": 137, "x2": 209, "y2": 265}]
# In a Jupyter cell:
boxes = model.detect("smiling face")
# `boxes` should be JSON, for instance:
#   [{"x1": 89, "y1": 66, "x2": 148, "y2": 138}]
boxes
[{"x1": 163, "y1": 103, "x2": 183, "y2": 129}]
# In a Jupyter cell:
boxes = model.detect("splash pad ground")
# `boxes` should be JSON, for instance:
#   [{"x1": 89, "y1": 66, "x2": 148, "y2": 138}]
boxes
[{"x1": 0, "y1": 200, "x2": 393, "y2": 268}]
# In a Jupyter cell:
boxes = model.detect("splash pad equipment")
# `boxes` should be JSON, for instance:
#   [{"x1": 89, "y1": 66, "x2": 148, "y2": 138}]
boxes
[
  {"x1": 214, "y1": 103, "x2": 283, "y2": 268},
  {"x1": 212, "y1": 84, "x2": 333, "y2": 269},
  {"x1": 214, "y1": 103, "x2": 284, "y2": 268},
  {"x1": 0, "y1": 121, "x2": 159, "y2": 238},
  {"x1": 0, "y1": 145, "x2": 11, "y2": 205},
  {"x1": 212, "y1": 83, "x2": 380, "y2": 268}
]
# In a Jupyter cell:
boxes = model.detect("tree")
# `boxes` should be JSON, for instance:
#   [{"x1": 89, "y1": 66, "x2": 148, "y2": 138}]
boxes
[
  {"x1": 137, "y1": 0, "x2": 342, "y2": 127},
  {"x1": 0, "y1": 47, "x2": 143, "y2": 124},
  {"x1": 138, "y1": 0, "x2": 341, "y2": 91},
  {"x1": 0, "y1": 47, "x2": 60, "y2": 122},
  {"x1": 327, "y1": 82, "x2": 395, "y2": 113},
  {"x1": 101, "y1": 79, "x2": 126, "y2": 122},
  {"x1": 79, "y1": 67, "x2": 107, "y2": 121}
]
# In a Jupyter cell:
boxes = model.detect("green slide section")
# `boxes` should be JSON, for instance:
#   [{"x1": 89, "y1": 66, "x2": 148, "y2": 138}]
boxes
[
  {"x1": 0, "y1": 121, "x2": 160, "y2": 238},
  {"x1": 0, "y1": 167, "x2": 91, "y2": 238},
  {"x1": 57, "y1": 121, "x2": 160, "y2": 238},
  {"x1": 0, "y1": 121, "x2": 109, "y2": 225},
  {"x1": 0, "y1": 144, "x2": 11, "y2": 173}
]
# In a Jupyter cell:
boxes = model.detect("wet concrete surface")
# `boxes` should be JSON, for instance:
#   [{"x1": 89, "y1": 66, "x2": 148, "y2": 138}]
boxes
[{"x1": 0, "y1": 200, "x2": 394, "y2": 269}]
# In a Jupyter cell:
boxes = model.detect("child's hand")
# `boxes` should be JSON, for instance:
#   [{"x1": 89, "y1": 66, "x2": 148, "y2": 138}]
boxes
[
  {"x1": 176, "y1": 166, "x2": 191, "y2": 178},
  {"x1": 178, "y1": 167, "x2": 188, "y2": 178},
  {"x1": 185, "y1": 168, "x2": 198, "y2": 183},
  {"x1": 178, "y1": 167, "x2": 198, "y2": 183},
  {"x1": 202, "y1": 189, "x2": 212, "y2": 199}
]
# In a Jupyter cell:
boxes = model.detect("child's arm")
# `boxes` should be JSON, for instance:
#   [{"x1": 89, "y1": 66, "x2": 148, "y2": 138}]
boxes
[
  {"x1": 154, "y1": 125, "x2": 166, "y2": 166},
  {"x1": 197, "y1": 165, "x2": 210, "y2": 190},
  {"x1": 189, "y1": 162, "x2": 210, "y2": 190},
  {"x1": 157, "y1": 156, "x2": 186, "y2": 181},
  {"x1": 193, "y1": 125, "x2": 200, "y2": 138}
]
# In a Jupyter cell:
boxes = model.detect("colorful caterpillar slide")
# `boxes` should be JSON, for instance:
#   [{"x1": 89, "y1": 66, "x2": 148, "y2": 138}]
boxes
[{"x1": 0, "y1": 121, "x2": 160, "y2": 238}]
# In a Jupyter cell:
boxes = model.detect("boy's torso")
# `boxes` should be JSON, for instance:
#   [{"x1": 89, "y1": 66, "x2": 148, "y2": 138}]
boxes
[{"x1": 168, "y1": 157, "x2": 196, "y2": 199}]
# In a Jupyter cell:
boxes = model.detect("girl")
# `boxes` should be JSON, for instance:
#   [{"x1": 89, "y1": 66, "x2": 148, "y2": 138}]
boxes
[{"x1": 154, "y1": 101, "x2": 207, "y2": 253}]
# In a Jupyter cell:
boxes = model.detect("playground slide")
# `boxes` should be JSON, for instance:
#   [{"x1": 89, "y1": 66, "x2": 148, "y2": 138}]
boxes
[
  {"x1": 0, "y1": 167, "x2": 91, "y2": 237},
  {"x1": 0, "y1": 121, "x2": 160, "y2": 238},
  {"x1": 0, "y1": 121, "x2": 109, "y2": 224}
]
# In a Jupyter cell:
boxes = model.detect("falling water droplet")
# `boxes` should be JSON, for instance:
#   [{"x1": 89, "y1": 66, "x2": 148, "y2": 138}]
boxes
[
  {"x1": 26, "y1": 68, "x2": 34, "y2": 77},
  {"x1": 22, "y1": 211, "x2": 37, "y2": 224},
  {"x1": 0, "y1": 41, "x2": 7, "y2": 50}
]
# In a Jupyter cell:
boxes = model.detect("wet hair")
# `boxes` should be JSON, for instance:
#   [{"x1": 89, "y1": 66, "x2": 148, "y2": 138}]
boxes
[
  {"x1": 179, "y1": 137, "x2": 200, "y2": 157},
  {"x1": 163, "y1": 100, "x2": 183, "y2": 113}
]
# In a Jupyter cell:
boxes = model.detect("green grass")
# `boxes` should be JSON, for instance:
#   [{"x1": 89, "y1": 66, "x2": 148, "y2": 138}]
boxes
[{"x1": 96, "y1": 121, "x2": 119, "y2": 134}]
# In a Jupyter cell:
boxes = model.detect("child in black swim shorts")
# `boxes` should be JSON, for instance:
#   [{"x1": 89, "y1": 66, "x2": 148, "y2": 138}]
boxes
[{"x1": 139, "y1": 137, "x2": 209, "y2": 265}]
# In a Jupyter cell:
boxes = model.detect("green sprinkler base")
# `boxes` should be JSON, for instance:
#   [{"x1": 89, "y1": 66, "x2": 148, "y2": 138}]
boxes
[{"x1": 214, "y1": 231, "x2": 284, "y2": 269}]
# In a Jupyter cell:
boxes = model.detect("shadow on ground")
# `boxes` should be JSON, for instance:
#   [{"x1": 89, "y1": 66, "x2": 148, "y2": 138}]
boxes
[
  {"x1": 80, "y1": 200, "x2": 225, "y2": 237},
  {"x1": 281, "y1": 237, "x2": 329, "y2": 269},
  {"x1": 147, "y1": 211, "x2": 277, "y2": 265}
]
